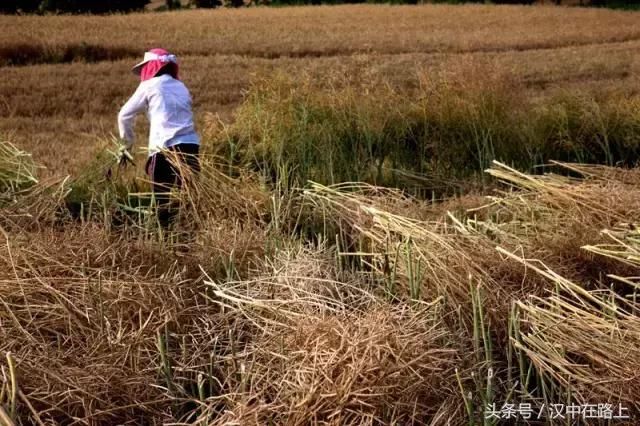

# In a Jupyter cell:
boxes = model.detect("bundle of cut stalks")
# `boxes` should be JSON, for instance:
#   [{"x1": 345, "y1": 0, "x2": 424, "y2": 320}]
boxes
[
  {"x1": 0, "y1": 140, "x2": 38, "y2": 202},
  {"x1": 479, "y1": 161, "x2": 640, "y2": 414},
  {"x1": 502, "y1": 248, "x2": 640, "y2": 411},
  {"x1": 303, "y1": 161, "x2": 640, "y2": 419},
  {"x1": 483, "y1": 161, "x2": 640, "y2": 226},
  {"x1": 304, "y1": 181, "x2": 499, "y2": 310},
  {"x1": 462, "y1": 161, "x2": 640, "y2": 291},
  {"x1": 0, "y1": 140, "x2": 68, "y2": 232}
]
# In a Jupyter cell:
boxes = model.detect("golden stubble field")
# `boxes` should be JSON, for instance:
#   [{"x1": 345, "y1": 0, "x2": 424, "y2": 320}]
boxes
[{"x1": 2, "y1": 4, "x2": 640, "y2": 176}]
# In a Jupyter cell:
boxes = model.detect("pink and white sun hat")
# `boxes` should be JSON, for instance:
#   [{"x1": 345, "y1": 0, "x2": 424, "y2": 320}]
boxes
[{"x1": 131, "y1": 48, "x2": 179, "y2": 81}]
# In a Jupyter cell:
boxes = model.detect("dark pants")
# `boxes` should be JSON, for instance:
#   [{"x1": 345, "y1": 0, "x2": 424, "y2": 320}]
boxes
[{"x1": 146, "y1": 143, "x2": 200, "y2": 226}]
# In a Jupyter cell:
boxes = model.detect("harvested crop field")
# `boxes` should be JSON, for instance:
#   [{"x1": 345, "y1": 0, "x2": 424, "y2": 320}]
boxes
[{"x1": 1, "y1": 3, "x2": 640, "y2": 425}]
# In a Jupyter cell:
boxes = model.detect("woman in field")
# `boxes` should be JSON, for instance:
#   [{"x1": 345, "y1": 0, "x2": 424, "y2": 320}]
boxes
[{"x1": 117, "y1": 48, "x2": 200, "y2": 226}]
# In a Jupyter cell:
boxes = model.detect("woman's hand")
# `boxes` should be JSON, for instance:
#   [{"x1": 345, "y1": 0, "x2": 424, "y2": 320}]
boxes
[{"x1": 116, "y1": 143, "x2": 135, "y2": 168}]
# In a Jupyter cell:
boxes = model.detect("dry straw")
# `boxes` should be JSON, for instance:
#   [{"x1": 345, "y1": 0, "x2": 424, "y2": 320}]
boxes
[{"x1": 3, "y1": 135, "x2": 640, "y2": 422}]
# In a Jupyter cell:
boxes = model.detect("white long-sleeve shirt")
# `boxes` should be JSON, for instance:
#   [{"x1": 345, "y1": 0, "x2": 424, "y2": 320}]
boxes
[{"x1": 118, "y1": 74, "x2": 199, "y2": 155}]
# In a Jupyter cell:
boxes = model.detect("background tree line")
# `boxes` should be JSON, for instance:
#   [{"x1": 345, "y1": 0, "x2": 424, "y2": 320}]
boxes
[
  {"x1": 1, "y1": 0, "x2": 147, "y2": 13},
  {"x1": 1, "y1": 0, "x2": 637, "y2": 14}
]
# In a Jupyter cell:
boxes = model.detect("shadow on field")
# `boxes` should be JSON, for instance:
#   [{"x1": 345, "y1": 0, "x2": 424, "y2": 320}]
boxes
[{"x1": 0, "y1": 42, "x2": 139, "y2": 66}]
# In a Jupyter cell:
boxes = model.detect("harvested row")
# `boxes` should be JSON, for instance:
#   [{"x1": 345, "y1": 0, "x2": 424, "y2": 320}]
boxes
[{"x1": 2, "y1": 136, "x2": 640, "y2": 423}]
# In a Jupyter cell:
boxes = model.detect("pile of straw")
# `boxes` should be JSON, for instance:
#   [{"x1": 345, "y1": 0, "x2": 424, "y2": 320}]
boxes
[{"x1": 200, "y1": 246, "x2": 462, "y2": 424}]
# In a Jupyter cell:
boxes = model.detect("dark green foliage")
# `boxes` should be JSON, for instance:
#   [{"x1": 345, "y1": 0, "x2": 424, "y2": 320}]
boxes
[
  {"x1": 191, "y1": 0, "x2": 222, "y2": 7},
  {"x1": 589, "y1": 0, "x2": 640, "y2": 10},
  {"x1": 1, "y1": 0, "x2": 150, "y2": 14},
  {"x1": 0, "y1": 0, "x2": 40, "y2": 13},
  {"x1": 492, "y1": 0, "x2": 535, "y2": 4},
  {"x1": 43, "y1": 0, "x2": 149, "y2": 13}
]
